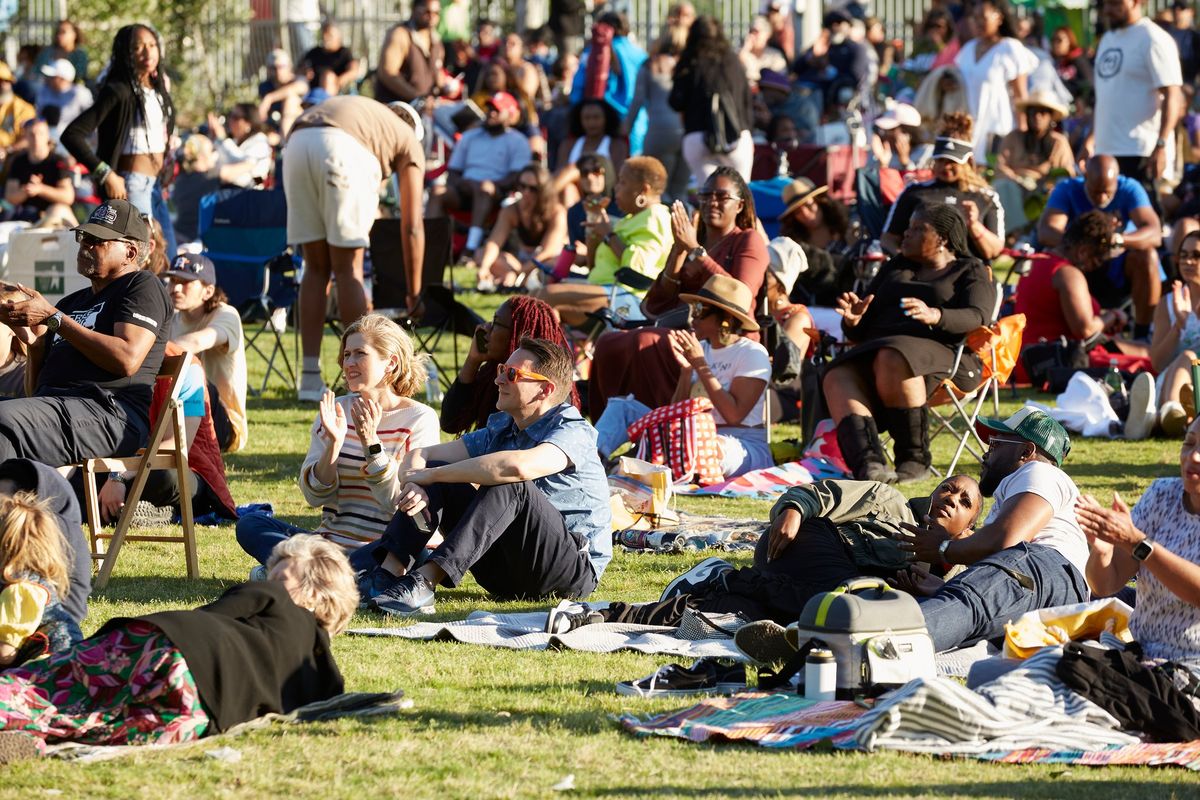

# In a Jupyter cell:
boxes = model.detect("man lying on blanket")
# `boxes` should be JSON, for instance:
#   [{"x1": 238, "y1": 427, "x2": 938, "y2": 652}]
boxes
[
  {"x1": 544, "y1": 473, "x2": 982, "y2": 634},
  {"x1": 894, "y1": 408, "x2": 1092, "y2": 652},
  {"x1": 358, "y1": 337, "x2": 611, "y2": 616}
]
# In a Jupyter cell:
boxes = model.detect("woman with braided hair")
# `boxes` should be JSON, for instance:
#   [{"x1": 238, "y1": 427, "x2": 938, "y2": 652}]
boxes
[
  {"x1": 823, "y1": 202, "x2": 997, "y2": 484},
  {"x1": 62, "y1": 24, "x2": 177, "y2": 258},
  {"x1": 440, "y1": 296, "x2": 579, "y2": 435}
]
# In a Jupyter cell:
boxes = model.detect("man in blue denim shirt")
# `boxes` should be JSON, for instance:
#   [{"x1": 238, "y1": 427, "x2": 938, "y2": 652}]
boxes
[{"x1": 363, "y1": 337, "x2": 611, "y2": 616}]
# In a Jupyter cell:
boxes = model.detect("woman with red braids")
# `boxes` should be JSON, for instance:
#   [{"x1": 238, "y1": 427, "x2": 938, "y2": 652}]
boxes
[{"x1": 440, "y1": 296, "x2": 579, "y2": 435}]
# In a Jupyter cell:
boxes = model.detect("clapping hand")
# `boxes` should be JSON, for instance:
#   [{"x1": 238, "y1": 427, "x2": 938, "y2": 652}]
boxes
[
  {"x1": 835, "y1": 292, "x2": 874, "y2": 327},
  {"x1": 670, "y1": 200, "x2": 700, "y2": 252},
  {"x1": 1075, "y1": 492, "x2": 1144, "y2": 552},
  {"x1": 351, "y1": 395, "x2": 382, "y2": 449},
  {"x1": 669, "y1": 328, "x2": 704, "y2": 369},
  {"x1": 1170, "y1": 280, "x2": 1193, "y2": 329},
  {"x1": 317, "y1": 390, "x2": 347, "y2": 449}
]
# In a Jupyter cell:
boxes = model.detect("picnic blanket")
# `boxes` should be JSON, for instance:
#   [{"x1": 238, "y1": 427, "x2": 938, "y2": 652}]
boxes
[
  {"x1": 349, "y1": 607, "x2": 750, "y2": 661},
  {"x1": 44, "y1": 690, "x2": 409, "y2": 763},
  {"x1": 619, "y1": 692, "x2": 868, "y2": 749}
]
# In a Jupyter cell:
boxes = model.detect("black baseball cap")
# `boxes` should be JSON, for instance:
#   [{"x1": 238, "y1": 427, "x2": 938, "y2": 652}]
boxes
[
  {"x1": 72, "y1": 199, "x2": 150, "y2": 243},
  {"x1": 165, "y1": 253, "x2": 217, "y2": 286}
]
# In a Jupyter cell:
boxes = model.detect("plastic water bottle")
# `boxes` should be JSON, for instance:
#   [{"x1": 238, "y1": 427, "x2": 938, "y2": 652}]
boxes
[
  {"x1": 804, "y1": 648, "x2": 837, "y2": 701},
  {"x1": 1103, "y1": 358, "x2": 1124, "y2": 396},
  {"x1": 425, "y1": 361, "x2": 443, "y2": 404}
]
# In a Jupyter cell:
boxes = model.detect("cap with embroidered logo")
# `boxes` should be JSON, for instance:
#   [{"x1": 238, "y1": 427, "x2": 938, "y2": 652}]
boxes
[
  {"x1": 164, "y1": 253, "x2": 217, "y2": 286},
  {"x1": 71, "y1": 199, "x2": 149, "y2": 243}
]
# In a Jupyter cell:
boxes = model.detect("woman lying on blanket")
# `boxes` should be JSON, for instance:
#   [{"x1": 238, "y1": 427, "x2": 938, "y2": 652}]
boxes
[
  {"x1": 546, "y1": 475, "x2": 982, "y2": 636},
  {"x1": 0, "y1": 535, "x2": 355, "y2": 761},
  {"x1": 1071, "y1": 415, "x2": 1200, "y2": 733}
]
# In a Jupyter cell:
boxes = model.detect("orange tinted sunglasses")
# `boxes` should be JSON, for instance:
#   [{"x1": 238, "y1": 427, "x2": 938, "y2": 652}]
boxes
[{"x1": 497, "y1": 364, "x2": 551, "y2": 383}]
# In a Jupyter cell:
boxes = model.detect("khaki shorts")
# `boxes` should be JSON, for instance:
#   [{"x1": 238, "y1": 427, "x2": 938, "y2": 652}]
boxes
[{"x1": 283, "y1": 126, "x2": 383, "y2": 249}]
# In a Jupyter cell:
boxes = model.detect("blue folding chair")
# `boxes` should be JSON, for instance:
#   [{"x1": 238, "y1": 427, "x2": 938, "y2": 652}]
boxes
[{"x1": 199, "y1": 189, "x2": 298, "y2": 395}]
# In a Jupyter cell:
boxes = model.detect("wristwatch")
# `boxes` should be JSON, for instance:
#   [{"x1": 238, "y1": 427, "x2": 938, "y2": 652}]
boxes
[
  {"x1": 937, "y1": 538, "x2": 953, "y2": 568},
  {"x1": 108, "y1": 472, "x2": 127, "y2": 486},
  {"x1": 44, "y1": 311, "x2": 63, "y2": 333},
  {"x1": 688, "y1": 246, "x2": 707, "y2": 262},
  {"x1": 366, "y1": 442, "x2": 383, "y2": 457},
  {"x1": 1111, "y1": 232, "x2": 1125, "y2": 249},
  {"x1": 1132, "y1": 538, "x2": 1155, "y2": 562},
  {"x1": 1156, "y1": 138, "x2": 1169, "y2": 148}
]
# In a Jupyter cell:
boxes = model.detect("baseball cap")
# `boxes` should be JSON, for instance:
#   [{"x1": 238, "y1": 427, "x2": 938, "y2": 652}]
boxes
[
  {"x1": 976, "y1": 407, "x2": 1072, "y2": 466},
  {"x1": 267, "y1": 49, "x2": 292, "y2": 68},
  {"x1": 932, "y1": 136, "x2": 973, "y2": 164},
  {"x1": 165, "y1": 253, "x2": 216, "y2": 286},
  {"x1": 874, "y1": 103, "x2": 921, "y2": 131},
  {"x1": 72, "y1": 200, "x2": 149, "y2": 243},
  {"x1": 487, "y1": 91, "x2": 520, "y2": 118},
  {"x1": 766, "y1": 236, "x2": 807, "y2": 295},
  {"x1": 39, "y1": 57, "x2": 76, "y2": 83}
]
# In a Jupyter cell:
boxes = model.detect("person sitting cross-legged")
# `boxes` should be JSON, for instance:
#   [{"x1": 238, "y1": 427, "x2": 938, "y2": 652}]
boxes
[
  {"x1": 361, "y1": 337, "x2": 612, "y2": 615},
  {"x1": 895, "y1": 408, "x2": 1091, "y2": 653}
]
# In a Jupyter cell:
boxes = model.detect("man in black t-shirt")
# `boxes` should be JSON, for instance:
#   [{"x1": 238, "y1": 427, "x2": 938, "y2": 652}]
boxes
[
  {"x1": 0, "y1": 199, "x2": 172, "y2": 466},
  {"x1": 3, "y1": 118, "x2": 74, "y2": 225},
  {"x1": 299, "y1": 21, "x2": 359, "y2": 94}
]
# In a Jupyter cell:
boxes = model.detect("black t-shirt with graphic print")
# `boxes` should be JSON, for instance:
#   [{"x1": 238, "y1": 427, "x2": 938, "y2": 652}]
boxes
[{"x1": 36, "y1": 269, "x2": 172, "y2": 412}]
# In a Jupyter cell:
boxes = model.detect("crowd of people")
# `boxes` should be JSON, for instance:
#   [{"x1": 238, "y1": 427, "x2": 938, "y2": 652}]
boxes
[{"x1": 0, "y1": 0, "x2": 1197, "y2": 759}]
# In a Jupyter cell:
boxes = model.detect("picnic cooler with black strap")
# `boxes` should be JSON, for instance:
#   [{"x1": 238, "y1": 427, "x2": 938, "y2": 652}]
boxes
[{"x1": 787, "y1": 578, "x2": 936, "y2": 695}]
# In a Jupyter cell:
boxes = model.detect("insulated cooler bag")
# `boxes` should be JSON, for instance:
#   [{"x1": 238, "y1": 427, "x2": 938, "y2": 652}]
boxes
[{"x1": 784, "y1": 578, "x2": 936, "y2": 696}]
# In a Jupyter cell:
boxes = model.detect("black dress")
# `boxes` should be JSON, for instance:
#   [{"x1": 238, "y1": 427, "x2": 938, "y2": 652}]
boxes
[{"x1": 829, "y1": 255, "x2": 997, "y2": 392}]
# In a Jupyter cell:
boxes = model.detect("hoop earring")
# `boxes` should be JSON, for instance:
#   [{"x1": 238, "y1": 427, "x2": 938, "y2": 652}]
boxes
[
  {"x1": 635, "y1": 194, "x2": 647, "y2": 209},
  {"x1": 718, "y1": 323, "x2": 733, "y2": 345}
]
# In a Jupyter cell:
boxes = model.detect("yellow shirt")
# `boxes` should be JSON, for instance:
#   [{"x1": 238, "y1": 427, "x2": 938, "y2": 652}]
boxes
[
  {"x1": 0, "y1": 581, "x2": 49, "y2": 649},
  {"x1": 588, "y1": 203, "x2": 672, "y2": 290},
  {"x1": 0, "y1": 96, "x2": 36, "y2": 150}
]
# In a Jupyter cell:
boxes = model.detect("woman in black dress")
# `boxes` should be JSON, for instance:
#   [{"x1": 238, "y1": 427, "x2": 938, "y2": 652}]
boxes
[{"x1": 823, "y1": 202, "x2": 997, "y2": 484}]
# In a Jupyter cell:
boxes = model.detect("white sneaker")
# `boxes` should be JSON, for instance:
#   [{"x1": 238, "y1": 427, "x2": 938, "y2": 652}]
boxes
[
  {"x1": 1124, "y1": 371, "x2": 1156, "y2": 441},
  {"x1": 297, "y1": 370, "x2": 326, "y2": 402},
  {"x1": 1160, "y1": 400, "x2": 1189, "y2": 438},
  {"x1": 476, "y1": 276, "x2": 497, "y2": 294}
]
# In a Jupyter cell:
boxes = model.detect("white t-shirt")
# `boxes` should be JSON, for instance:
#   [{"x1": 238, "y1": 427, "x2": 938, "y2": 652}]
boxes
[
  {"x1": 983, "y1": 460, "x2": 1089, "y2": 576},
  {"x1": 693, "y1": 337, "x2": 770, "y2": 427},
  {"x1": 173, "y1": 304, "x2": 249, "y2": 452},
  {"x1": 955, "y1": 38, "x2": 1039, "y2": 161},
  {"x1": 448, "y1": 128, "x2": 533, "y2": 184},
  {"x1": 1094, "y1": 18, "x2": 1183, "y2": 164}
]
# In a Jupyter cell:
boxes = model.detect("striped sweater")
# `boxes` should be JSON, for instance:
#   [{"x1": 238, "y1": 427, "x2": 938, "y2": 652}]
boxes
[{"x1": 299, "y1": 396, "x2": 440, "y2": 548}]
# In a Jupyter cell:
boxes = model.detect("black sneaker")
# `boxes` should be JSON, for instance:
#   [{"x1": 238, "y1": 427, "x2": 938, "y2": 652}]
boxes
[
  {"x1": 615, "y1": 657, "x2": 746, "y2": 698},
  {"x1": 368, "y1": 571, "x2": 436, "y2": 616},
  {"x1": 659, "y1": 557, "x2": 734, "y2": 603},
  {"x1": 356, "y1": 566, "x2": 399, "y2": 609},
  {"x1": 733, "y1": 620, "x2": 797, "y2": 666},
  {"x1": 545, "y1": 599, "x2": 603, "y2": 633}
]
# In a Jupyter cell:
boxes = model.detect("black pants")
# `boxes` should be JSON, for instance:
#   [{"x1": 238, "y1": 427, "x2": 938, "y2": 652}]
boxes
[
  {"x1": 376, "y1": 479, "x2": 597, "y2": 601},
  {"x1": 600, "y1": 525, "x2": 863, "y2": 628},
  {"x1": 73, "y1": 469, "x2": 218, "y2": 518},
  {"x1": 0, "y1": 390, "x2": 149, "y2": 466}
]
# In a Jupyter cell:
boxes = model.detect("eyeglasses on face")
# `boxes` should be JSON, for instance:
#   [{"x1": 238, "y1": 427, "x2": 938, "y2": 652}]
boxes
[
  {"x1": 1179, "y1": 250, "x2": 1200, "y2": 263},
  {"x1": 697, "y1": 191, "x2": 741, "y2": 206},
  {"x1": 497, "y1": 364, "x2": 551, "y2": 383}
]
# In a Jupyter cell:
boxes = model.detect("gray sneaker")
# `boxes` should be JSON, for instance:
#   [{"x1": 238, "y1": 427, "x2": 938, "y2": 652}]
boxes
[{"x1": 369, "y1": 571, "x2": 436, "y2": 616}]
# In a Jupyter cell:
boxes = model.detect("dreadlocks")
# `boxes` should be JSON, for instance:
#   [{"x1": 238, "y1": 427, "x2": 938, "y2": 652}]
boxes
[{"x1": 505, "y1": 296, "x2": 580, "y2": 409}]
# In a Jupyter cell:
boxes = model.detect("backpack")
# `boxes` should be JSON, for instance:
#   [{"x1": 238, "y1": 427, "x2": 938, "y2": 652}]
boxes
[{"x1": 626, "y1": 397, "x2": 725, "y2": 486}]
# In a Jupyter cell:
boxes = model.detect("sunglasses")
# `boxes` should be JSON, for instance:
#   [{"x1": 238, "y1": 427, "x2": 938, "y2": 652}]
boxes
[
  {"x1": 74, "y1": 231, "x2": 124, "y2": 248},
  {"x1": 690, "y1": 302, "x2": 718, "y2": 319},
  {"x1": 986, "y1": 435, "x2": 1027, "y2": 450},
  {"x1": 581, "y1": 165, "x2": 605, "y2": 176},
  {"x1": 697, "y1": 191, "x2": 741, "y2": 206},
  {"x1": 497, "y1": 364, "x2": 551, "y2": 383}
]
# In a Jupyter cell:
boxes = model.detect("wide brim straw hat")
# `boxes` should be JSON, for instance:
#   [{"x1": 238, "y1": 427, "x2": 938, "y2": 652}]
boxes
[
  {"x1": 779, "y1": 177, "x2": 829, "y2": 220},
  {"x1": 1015, "y1": 90, "x2": 1069, "y2": 122},
  {"x1": 678, "y1": 274, "x2": 760, "y2": 332}
]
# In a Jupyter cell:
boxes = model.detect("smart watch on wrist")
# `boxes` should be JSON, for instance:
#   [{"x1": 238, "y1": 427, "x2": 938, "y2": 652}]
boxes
[{"x1": 1132, "y1": 538, "x2": 1155, "y2": 562}]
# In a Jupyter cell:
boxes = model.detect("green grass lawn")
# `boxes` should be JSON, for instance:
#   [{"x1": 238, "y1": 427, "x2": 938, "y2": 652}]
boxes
[{"x1": 7, "y1": 288, "x2": 1200, "y2": 798}]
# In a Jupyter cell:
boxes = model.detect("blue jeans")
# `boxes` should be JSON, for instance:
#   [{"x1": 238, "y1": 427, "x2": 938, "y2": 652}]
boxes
[
  {"x1": 918, "y1": 542, "x2": 1090, "y2": 652},
  {"x1": 235, "y1": 511, "x2": 386, "y2": 571},
  {"x1": 119, "y1": 171, "x2": 177, "y2": 260}
]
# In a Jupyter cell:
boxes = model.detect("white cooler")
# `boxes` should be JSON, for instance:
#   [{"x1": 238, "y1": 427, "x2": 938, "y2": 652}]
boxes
[{"x1": 3, "y1": 229, "x2": 89, "y2": 304}]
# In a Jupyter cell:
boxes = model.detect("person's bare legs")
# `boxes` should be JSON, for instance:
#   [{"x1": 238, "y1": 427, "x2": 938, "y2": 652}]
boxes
[
  {"x1": 1163, "y1": 350, "x2": 1198, "y2": 408},
  {"x1": 822, "y1": 362, "x2": 876, "y2": 423},
  {"x1": 298, "y1": 240, "x2": 333, "y2": 399},
  {"x1": 331, "y1": 244, "x2": 369, "y2": 326},
  {"x1": 873, "y1": 347, "x2": 928, "y2": 408}
]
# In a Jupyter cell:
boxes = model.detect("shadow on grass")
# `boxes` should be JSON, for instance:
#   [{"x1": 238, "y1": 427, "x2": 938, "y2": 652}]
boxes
[
  {"x1": 586, "y1": 780, "x2": 1184, "y2": 797},
  {"x1": 95, "y1": 575, "x2": 232, "y2": 605}
]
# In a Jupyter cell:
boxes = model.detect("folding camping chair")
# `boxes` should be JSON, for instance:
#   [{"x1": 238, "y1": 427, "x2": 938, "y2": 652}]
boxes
[
  {"x1": 199, "y1": 189, "x2": 298, "y2": 396},
  {"x1": 929, "y1": 313, "x2": 1027, "y2": 475},
  {"x1": 80, "y1": 352, "x2": 198, "y2": 590},
  {"x1": 369, "y1": 217, "x2": 484, "y2": 391}
]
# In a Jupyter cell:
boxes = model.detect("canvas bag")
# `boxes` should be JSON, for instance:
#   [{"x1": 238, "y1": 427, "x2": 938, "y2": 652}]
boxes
[
  {"x1": 759, "y1": 578, "x2": 935, "y2": 696},
  {"x1": 626, "y1": 397, "x2": 725, "y2": 485}
]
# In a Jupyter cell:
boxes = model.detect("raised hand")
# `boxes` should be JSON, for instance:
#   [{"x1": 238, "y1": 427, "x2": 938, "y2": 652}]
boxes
[
  {"x1": 317, "y1": 390, "x2": 347, "y2": 450},
  {"x1": 1075, "y1": 492, "x2": 1142, "y2": 551},
  {"x1": 351, "y1": 395, "x2": 382, "y2": 449},
  {"x1": 835, "y1": 292, "x2": 874, "y2": 327},
  {"x1": 670, "y1": 199, "x2": 700, "y2": 252}
]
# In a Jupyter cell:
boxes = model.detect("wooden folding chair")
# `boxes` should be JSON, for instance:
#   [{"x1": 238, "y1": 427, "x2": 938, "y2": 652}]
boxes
[{"x1": 81, "y1": 352, "x2": 197, "y2": 590}]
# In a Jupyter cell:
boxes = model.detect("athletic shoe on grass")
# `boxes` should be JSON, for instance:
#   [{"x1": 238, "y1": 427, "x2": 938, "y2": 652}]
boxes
[
  {"x1": 733, "y1": 620, "x2": 797, "y2": 666},
  {"x1": 659, "y1": 557, "x2": 734, "y2": 603},
  {"x1": 544, "y1": 599, "x2": 603, "y2": 633},
  {"x1": 615, "y1": 657, "x2": 746, "y2": 698},
  {"x1": 369, "y1": 571, "x2": 436, "y2": 616}
]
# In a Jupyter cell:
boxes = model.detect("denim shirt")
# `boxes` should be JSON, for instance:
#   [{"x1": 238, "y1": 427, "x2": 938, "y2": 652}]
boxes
[{"x1": 462, "y1": 403, "x2": 613, "y2": 580}]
